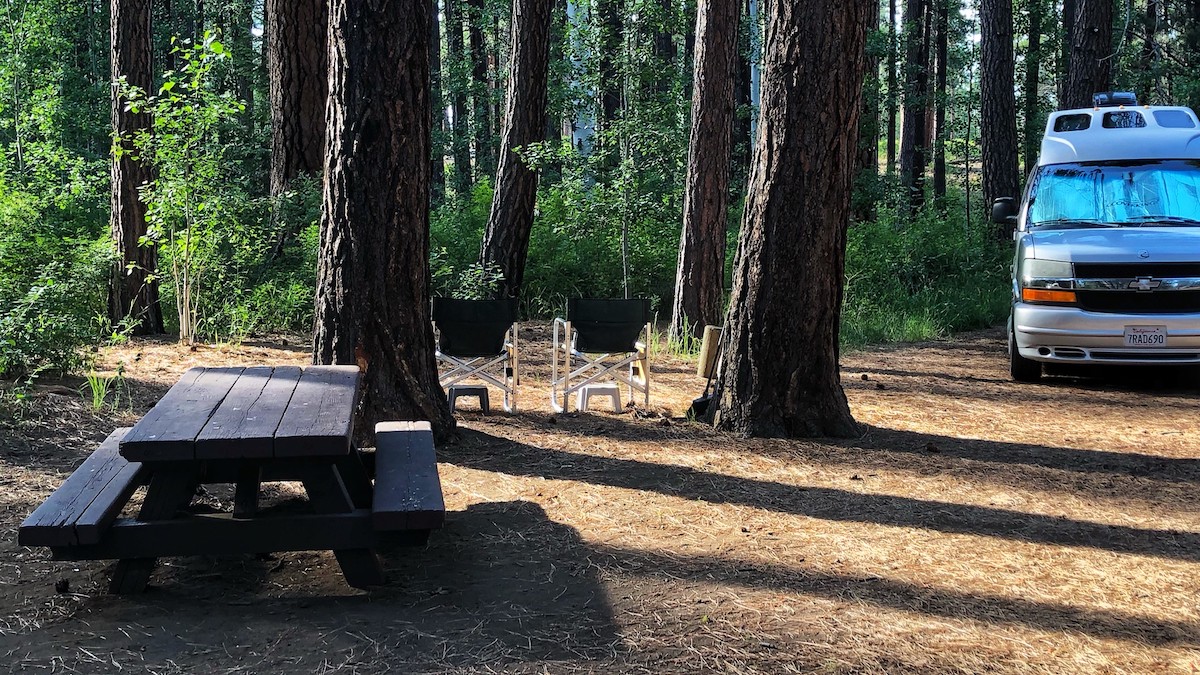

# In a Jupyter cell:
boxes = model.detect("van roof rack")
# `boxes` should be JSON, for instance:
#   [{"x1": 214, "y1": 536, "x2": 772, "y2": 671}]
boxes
[{"x1": 1093, "y1": 91, "x2": 1138, "y2": 108}]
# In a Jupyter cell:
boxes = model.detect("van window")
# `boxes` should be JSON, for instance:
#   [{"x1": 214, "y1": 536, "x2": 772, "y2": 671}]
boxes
[
  {"x1": 1026, "y1": 160, "x2": 1200, "y2": 228},
  {"x1": 1054, "y1": 114, "x2": 1091, "y2": 132},
  {"x1": 1102, "y1": 111, "x2": 1147, "y2": 128},
  {"x1": 1153, "y1": 110, "x2": 1196, "y2": 128}
]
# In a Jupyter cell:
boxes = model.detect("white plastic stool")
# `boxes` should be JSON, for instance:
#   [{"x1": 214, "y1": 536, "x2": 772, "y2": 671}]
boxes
[{"x1": 577, "y1": 383, "x2": 622, "y2": 412}]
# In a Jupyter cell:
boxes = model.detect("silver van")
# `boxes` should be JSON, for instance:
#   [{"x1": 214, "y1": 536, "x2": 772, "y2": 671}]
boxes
[{"x1": 992, "y1": 93, "x2": 1200, "y2": 381}]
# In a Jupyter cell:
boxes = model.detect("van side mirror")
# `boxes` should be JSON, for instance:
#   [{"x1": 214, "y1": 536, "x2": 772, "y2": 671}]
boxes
[{"x1": 991, "y1": 197, "x2": 1018, "y2": 226}]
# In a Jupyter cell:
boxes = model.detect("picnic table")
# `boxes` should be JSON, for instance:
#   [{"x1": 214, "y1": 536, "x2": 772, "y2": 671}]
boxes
[{"x1": 19, "y1": 365, "x2": 445, "y2": 594}]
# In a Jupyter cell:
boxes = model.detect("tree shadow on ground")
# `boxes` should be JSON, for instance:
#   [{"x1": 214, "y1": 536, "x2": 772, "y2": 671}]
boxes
[
  {"x1": 2, "y1": 501, "x2": 623, "y2": 673},
  {"x1": 498, "y1": 411, "x2": 1200, "y2": 503},
  {"x1": 589, "y1": 542, "x2": 1199, "y2": 646},
  {"x1": 446, "y1": 429, "x2": 1200, "y2": 563}
]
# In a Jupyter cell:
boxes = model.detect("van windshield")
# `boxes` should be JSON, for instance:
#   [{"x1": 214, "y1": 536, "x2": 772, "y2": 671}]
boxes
[{"x1": 1025, "y1": 159, "x2": 1200, "y2": 229}]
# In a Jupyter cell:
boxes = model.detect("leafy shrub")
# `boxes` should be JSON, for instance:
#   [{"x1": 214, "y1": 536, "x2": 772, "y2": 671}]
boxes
[{"x1": 842, "y1": 191, "x2": 1010, "y2": 347}]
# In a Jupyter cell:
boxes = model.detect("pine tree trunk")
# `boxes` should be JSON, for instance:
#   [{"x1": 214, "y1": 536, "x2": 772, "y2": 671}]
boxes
[
  {"x1": 431, "y1": 0, "x2": 447, "y2": 204},
  {"x1": 478, "y1": 0, "x2": 554, "y2": 299},
  {"x1": 854, "y1": 0, "x2": 882, "y2": 218},
  {"x1": 886, "y1": 0, "x2": 897, "y2": 173},
  {"x1": 266, "y1": 0, "x2": 327, "y2": 198},
  {"x1": 597, "y1": 0, "x2": 623, "y2": 129},
  {"x1": 1023, "y1": 0, "x2": 1043, "y2": 176},
  {"x1": 1064, "y1": 0, "x2": 1112, "y2": 109},
  {"x1": 1059, "y1": 0, "x2": 1074, "y2": 104},
  {"x1": 314, "y1": 0, "x2": 455, "y2": 443},
  {"x1": 710, "y1": 0, "x2": 866, "y2": 439},
  {"x1": 445, "y1": 0, "x2": 473, "y2": 193},
  {"x1": 932, "y1": 0, "x2": 947, "y2": 199},
  {"x1": 731, "y1": 0, "x2": 752, "y2": 186},
  {"x1": 980, "y1": 0, "x2": 1020, "y2": 218},
  {"x1": 669, "y1": 0, "x2": 738, "y2": 343},
  {"x1": 899, "y1": 0, "x2": 929, "y2": 214},
  {"x1": 109, "y1": 0, "x2": 164, "y2": 335},
  {"x1": 466, "y1": 0, "x2": 494, "y2": 177}
]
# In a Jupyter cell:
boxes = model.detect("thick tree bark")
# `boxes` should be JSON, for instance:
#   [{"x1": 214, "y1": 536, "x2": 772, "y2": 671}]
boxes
[
  {"x1": 445, "y1": 0, "x2": 473, "y2": 193},
  {"x1": 932, "y1": 0, "x2": 947, "y2": 199},
  {"x1": 886, "y1": 0, "x2": 897, "y2": 173},
  {"x1": 478, "y1": 0, "x2": 554, "y2": 298},
  {"x1": 466, "y1": 0, "x2": 495, "y2": 177},
  {"x1": 109, "y1": 0, "x2": 163, "y2": 335},
  {"x1": 710, "y1": 0, "x2": 866, "y2": 439},
  {"x1": 597, "y1": 0, "x2": 623, "y2": 129},
  {"x1": 1059, "y1": 0, "x2": 1074, "y2": 104},
  {"x1": 731, "y1": 0, "x2": 752, "y2": 186},
  {"x1": 899, "y1": 0, "x2": 929, "y2": 214},
  {"x1": 853, "y1": 0, "x2": 882, "y2": 221},
  {"x1": 1063, "y1": 0, "x2": 1112, "y2": 109},
  {"x1": 314, "y1": 0, "x2": 454, "y2": 442},
  {"x1": 431, "y1": 0, "x2": 447, "y2": 204},
  {"x1": 669, "y1": 0, "x2": 738, "y2": 343},
  {"x1": 266, "y1": 0, "x2": 327, "y2": 198},
  {"x1": 980, "y1": 0, "x2": 1020, "y2": 214},
  {"x1": 1023, "y1": 0, "x2": 1044, "y2": 176}
]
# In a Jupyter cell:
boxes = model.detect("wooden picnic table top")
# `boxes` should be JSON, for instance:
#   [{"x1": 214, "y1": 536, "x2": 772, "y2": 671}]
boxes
[{"x1": 119, "y1": 365, "x2": 361, "y2": 462}]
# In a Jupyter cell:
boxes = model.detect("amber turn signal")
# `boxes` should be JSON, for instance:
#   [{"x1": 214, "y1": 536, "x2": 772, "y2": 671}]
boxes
[{"x1": 1021, "y1": 288, "x2": 1077, "y2": 304}]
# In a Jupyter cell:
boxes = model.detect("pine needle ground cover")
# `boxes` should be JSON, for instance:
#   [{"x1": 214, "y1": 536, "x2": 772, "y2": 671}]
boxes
[{"x1": 0, "y1": 328, "x2": 1196, "y2": 673}]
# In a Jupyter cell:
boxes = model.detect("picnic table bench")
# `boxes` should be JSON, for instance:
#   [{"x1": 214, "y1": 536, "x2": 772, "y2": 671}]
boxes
[{"x1": 19, "y1": 365, "x2": 445, "y2": 594}]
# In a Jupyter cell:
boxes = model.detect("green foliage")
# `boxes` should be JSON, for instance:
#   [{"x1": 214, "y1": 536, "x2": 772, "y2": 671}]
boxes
[
  {"x1": 842, "y1": 192, "x2": 1010, "y2": 347},
  {"x1": 0, "y1": 245, "x2": 109, "y2": 378},
  {"x1": 0, "y1": 173, "x2": 109, "y2": 378},
  {"x1": 121, "y1": 32, "x2": 249, "y2": 344}
]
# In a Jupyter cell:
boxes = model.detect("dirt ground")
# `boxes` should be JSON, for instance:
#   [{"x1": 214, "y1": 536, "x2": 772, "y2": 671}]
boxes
[{"x1": 1, "y1": 327, "x2": 1199, "y2": 674}]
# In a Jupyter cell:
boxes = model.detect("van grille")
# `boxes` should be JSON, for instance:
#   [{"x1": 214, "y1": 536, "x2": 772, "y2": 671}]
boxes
[
  {"x1": 1076, "y1": 290, "x2": 1200, "y2": 313},
  {"x1": 1074, "y1": 262, "x2": 1200, "y2": 277}
]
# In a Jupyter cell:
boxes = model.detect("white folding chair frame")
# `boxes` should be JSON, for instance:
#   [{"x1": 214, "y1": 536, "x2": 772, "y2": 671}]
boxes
[
  {"x1": 436, "y1": 324, "x2": 519, "y2": 412},
  {"x1": 550, "y1": 318, "x2": 650, "y2": 413}
]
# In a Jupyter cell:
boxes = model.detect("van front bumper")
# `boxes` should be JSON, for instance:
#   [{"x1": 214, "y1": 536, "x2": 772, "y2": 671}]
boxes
[{"x1": 1012, "y1": 303, "x2": 1200, "y2": 365}]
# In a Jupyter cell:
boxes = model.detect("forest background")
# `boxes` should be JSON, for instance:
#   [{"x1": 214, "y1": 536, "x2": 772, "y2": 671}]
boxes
[{"x1": 0, "y1": 0, "x2": 1195, "y2": 380}]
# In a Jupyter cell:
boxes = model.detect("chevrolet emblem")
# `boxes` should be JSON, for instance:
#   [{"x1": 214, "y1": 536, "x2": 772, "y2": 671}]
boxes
[{"x1": 1129, "y1": 277, "x2": 1161, "y2": 292}]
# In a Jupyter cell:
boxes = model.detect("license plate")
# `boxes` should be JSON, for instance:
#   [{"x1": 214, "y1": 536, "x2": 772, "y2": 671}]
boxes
[{"x1": 1124, "y1": 325, "x2": 1167, "y2": 347}]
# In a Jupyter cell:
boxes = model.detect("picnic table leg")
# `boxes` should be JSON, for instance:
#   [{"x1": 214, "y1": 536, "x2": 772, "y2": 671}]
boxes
[
  {"x1": 109, "y1": 466, "x2": 197, "y2": 594},
  {"x1": 233, "y1": 463, "x2": 261, "y2": 519},
  {"x1": 336, "y1": 450, "x2": 373, "y2": 509},
  {"x1": 300, "y1": 464, "x2": 384, "y2": 589}
]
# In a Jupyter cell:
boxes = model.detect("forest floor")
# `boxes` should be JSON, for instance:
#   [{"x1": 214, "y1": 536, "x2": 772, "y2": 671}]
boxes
[{"x1": 1, "y1": 327, "x2": 1199, "y2": 674}]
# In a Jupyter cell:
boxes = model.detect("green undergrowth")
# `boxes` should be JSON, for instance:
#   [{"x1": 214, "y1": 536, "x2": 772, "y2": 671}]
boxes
[{"x1": 841, "y1": 195, "x2": 1010, "y2": 348}]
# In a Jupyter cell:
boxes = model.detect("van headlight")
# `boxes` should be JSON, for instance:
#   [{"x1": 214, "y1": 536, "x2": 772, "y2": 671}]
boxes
[{"x1": 1019, "y1": 259, "x2": 1076, "y2": 304}]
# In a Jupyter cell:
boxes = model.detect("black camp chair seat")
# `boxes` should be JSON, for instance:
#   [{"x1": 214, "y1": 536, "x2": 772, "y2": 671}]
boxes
[
  {"x1": 551, "y1": 298, "x2": 651, "y2": 413},
  {"x1": 433, "y1": 298, "x2": 519, "y2": 412}
]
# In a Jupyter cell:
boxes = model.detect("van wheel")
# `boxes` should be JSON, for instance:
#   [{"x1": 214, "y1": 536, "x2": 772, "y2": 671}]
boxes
[{"x1": 1009, "y1": 326, "x2": 1042, "y2": 383}]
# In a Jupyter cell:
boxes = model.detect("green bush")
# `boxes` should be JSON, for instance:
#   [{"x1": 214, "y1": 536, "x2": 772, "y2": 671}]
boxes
[{"x1": 842, "y1": 192, "x2": 1010, "y2": 347}]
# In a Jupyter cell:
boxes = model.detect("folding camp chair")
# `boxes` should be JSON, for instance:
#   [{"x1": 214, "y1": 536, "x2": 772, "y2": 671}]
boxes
[
  {"x1": 550, "y1": 298, "x2": 651, "y2": 413},
  {"x1": 433, "y1": 297, "x2": 519, "y2": 413}
]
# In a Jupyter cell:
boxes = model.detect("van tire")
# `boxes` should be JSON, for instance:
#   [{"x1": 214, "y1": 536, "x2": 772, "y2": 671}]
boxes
[{"x1": 1009, "y1": 326, "x2": 1042, "y2": 383}]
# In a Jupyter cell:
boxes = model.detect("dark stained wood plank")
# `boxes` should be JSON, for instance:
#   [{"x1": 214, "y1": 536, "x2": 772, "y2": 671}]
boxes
[
  {"x1": 51, "y1": 511, "x2": 377, "y2": 559},
  {"x1": 74, "y1": 452, "x2": 148, "y2": 545},
  {"x1": 274, "y1": 365, "x2": 360, "y2": 457},
  {"x1": 372, "y1": 421, "x2": 445, "y2": 531},
  {"x1": 19, "y1": 429, "x2": 138, "y2": 547},
  {"x1": 196, "y1": 366, "x2": 302, "y2": 459},
  {"x1": 121, "y1": 367, "x2": 245, "y2": 461}
]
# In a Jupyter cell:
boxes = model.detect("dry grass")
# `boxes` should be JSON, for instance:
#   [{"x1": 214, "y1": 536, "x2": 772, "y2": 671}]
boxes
[{"x1": 0, "y1": 327, "x2": 1197, "y2": 673}]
